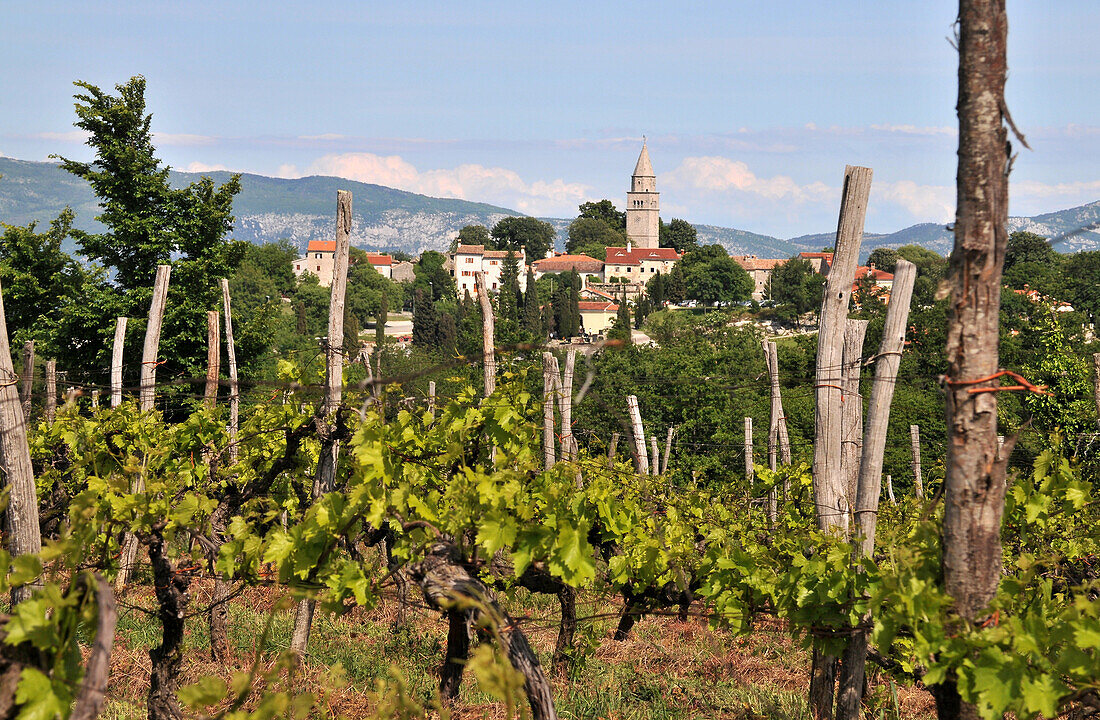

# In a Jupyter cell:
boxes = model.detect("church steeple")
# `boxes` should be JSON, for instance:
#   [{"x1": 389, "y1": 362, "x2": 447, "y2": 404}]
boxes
[{"x1": 626, "y1": 139, "x2": 660, "y2": 248}]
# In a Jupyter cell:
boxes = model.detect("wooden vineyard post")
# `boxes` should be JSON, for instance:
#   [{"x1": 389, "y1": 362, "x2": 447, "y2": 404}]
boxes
[
  {"x1": 140, "y1": 265, "x2": 172, "y2": 413},
  {"x1": 840, "y1": 318, "x2": 869, "y2": 525},
  {"x1": 204, "y1": 310, "x2": 220, "y2": 408},
  {"x1": 836, "y1": 259, "x2": 916, "y2": 720},
  {"x1": 810, "y1": 164, "x2": 871, "y2": 720},
  {"x1": 475, "y1": 271, "x2": 496, "y2": 397},
  {"x1": 542, "y1": 352, "x2": 559, "y2": 470},
  {"x1": 428, "y1": 380, "x2": 436, "y2": 420},
  {"x1": 559, "y1": 349, "x2": 576, "y2": 461},
  {"x1": 910, "y1": 425, "x2": 923, "y2": 499},
  {"x1": 607, "y1": 432, "x2": 620, "y2": 468},
  {"x1": 220, "y1": 281, "x2": 239, "y2": 462},
  {"x1": 626, "y1": 395, "x2": 649, "y2": 475},
  {"x1": 19, "y1": 341, "x2": 33, "y2": 422},
  {"x1": 111, "y1": 317, "x2": 127, "y2": 408},
  {"x1": 661, "y1": 426, "x2": 674, "y2": 475},
  {"x1": 1093, "y1": 353, "x2": 1100, "y2": 430},
  {"x1": 650, "y1": 436, "x2": 660, "y2": 477},
  {"x1": 886, "y1": 475, "x2": 896, "y2": 504},
  {"x1": 0, "y1": 280, "x2": 43, "y2": 605},
  {"x1": 45, "y1": 360, "x2": 57, "y2": 424},
  {"x1": 744, "y1": 417, "x2": 754, "y2": 487},
  {"x1": 292, "y1": 189, "x2": 352, "y2": 659}
]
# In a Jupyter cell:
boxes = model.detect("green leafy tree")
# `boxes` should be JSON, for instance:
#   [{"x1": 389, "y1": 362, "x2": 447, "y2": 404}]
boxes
[
  {"x1": 1022, "y1": 310, "x2": 1094, "y2": 434},
  {"x1": 679, "y1": 245, "x2": 753, "y2": 306},
  {"x1": 767, "y1": 256, "x2": 822, "y2": 316},
  {"x1": 659, "y1": 218, "x2": 698, "y2": 253},
  {"x1": 412, "y1": 250, "x2": 455, "y2": 303},
  {"x1": 634, "y1": 296, "x2": 651, "y2": 329},
  {"x1": 412, "y1": 289, "x2": 439, "y2": 348},
  {"x1": 458, "y1": 224, "x2": 491, "y2": 246},
  {"x1": 523, "y1": 269, "x2": 542, "y2": 339},
  {"x1": 490, "y1": 217, "x2": 555, "y2": 261},
  {"x1": 866, "y1": 247, "x2": 900, "y2": 273},
  {"x1": 608, "y1": 300, "x2": 632, "y2": 343},
  {"x1": 1006, "y1": 231, "x2": 1057, "y2": 270},
  {"x1": 566, "y1": 217, "x2": 623, "y2": 259},
  {"x1": 577, "y1": 199, "x2": 626, "y2": 230},
  {"x1": 646, "y1": 272, "x2": 666, "y2": 307},
  {"x1": 666, "y1": 264, "x2": 687, "y2": 305}
]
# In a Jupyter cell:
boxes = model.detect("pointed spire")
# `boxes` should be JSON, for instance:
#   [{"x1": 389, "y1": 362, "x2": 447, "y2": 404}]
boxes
[{"x1": 633, "y1": 139, "x2": 654, "y2": 178}]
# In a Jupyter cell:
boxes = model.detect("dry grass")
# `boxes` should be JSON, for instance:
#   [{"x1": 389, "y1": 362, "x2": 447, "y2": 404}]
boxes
[{"x1": 97, "y1": 580, "x2": 936, "y2": 720}]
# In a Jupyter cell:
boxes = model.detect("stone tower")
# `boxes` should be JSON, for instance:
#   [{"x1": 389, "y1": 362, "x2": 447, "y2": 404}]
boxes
[{"x1": 626, "y1": 140, "x2": 660, "y2": 249}]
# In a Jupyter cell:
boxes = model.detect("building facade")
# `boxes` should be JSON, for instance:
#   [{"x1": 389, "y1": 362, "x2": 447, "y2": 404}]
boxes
[
  {"x1": 531, "y1": 254, "x2": 605, "y2": 280},
  {"x1": 626, "y1": 141, "x2": 660, "y2": 249},
  {"x1": 731, "y1": 255, "x2": 789, "y2": 301},
  {"x1": 603, "y1": 244, "x2": 680, "y2": 283},
  {"x1": 293, "y1": 241, "x2": 395, "y2": 286},
  {"x1": 449, "y1": 244, "x2": 528, "y2": 297}
]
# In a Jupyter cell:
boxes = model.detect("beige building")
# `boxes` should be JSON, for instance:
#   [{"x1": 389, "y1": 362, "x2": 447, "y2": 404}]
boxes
[
  {"x1": 531, "y1": 253, "x2": 604, "y2": 280},
  {"x1": 449, "y1": 244, "x2": 527, "y2": 296},
  {"x1": 603, "y1": 243, "x2": 680, "y2": 283},
  {"x1": 364, "y1": 253, "x2": 393, "y2": 279},
  {"x1": 731, "y1": 255, "x2": 788, "y2": 301},
  {"x1": 626, "y1": 141, "x2": 660, "y2": 249},
  {"x1": 391, "y1": 260, "x2": 416, "y2": 283},
  {"x1": 293, "y1": 241, "x2": 394, "y2": 286},
  {"x1": 578, "y1": 300, "x2": 619, "y2": 336}
]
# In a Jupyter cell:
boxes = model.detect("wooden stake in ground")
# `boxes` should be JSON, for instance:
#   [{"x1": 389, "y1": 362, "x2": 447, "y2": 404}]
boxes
[
  {"x1": 220, "y1": 281, "x2": 239, "y2": 463},
  {"x1": 661, "y1": 426, "x2": 674, "y2": 475},
  {"x1": 428, "y1": 380, "x2": 436, "y2": 421},
  {"x1": 475, "y1": 271, "x2": 496, "y2": 397},
  {"x1": 607, "y1": 432, "x2": 620, "y2": 468},
  {"x1": 559, "y1": 349, "x2": 576, "y2": 461},
  {"x1": 292, "y1": 189, "x2": 352, "y2": 659},
  {"x1": 626, "y1": 395, "x2": 649, "y2": 475},
  {"x1": 650, "y1": 436, "x2": 660, "y2": 477},
  {"x1": 140, "y1": 265, "x2": 172, "y2": 413},
  {"x1": 204, "y1": 310, "x2": 219, "y2": 408},
  {"x1": 836, "y1": 259, "x2": 916, "y2": 720},
  {"x1": 744, "y1": 416, "x2": 754, "y2": 487},
  {"x1": 542, "y1": 352, "x2": 559, "y2": 470},
  {"x1": 910, "y1": 425, "x2": 923, "y2": 499},
  {"x1": 809, "y1": 164, "x2": 871, "y2": 720},
  {"x1": 1093, "y1": 353, "x2": 1100, "y2": 430},
  {"x1": 840, "y1": 318, "x2": 869, "y2": 524},
  {"x1": 937, "y1": 1, "x2": 1015, "y2": 714},
  {"x1": 19, "y1": 341, "x2": 33, "y2": 423},
  {"x1": 45, "y1": 360, "x2": 57, "y2": 424},
  {"x1": 111, "y1": 317, "x2": 127, "y2": 408},
  {"x1": 0, "y1": 280, "x2": 43, "y2": 605}
]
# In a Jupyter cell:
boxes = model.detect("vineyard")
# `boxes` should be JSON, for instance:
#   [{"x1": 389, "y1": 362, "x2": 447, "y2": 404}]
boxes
[{"x1": 3, "y1": 3, "x2": 1100, "y2": 720}]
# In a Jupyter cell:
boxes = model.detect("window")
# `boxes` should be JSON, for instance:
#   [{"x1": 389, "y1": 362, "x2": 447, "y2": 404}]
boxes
[
  {"x1": 315, "y1": 253, "x2": 322, "y2": 259},
  {"x1": 492, "y1": 283, "x2": 498, "y2": 290},
  {"x1": 316, "y1": 266, "x2": 321, "y2": 272},
  {"x1": 295, "y1": 264, "x2": 300, "y2": 270},
  {"x1": 465, "y1": 257, "x2": 474, "y2": 264},
  {"x1": 490, "y1": 260, "x2": 497, "y2": 265}
]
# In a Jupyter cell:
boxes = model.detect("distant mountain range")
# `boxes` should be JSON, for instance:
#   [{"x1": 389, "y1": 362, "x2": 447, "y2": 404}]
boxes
[{"x1": 3, "y1": 156, "x2": 1098, "y2": 260}]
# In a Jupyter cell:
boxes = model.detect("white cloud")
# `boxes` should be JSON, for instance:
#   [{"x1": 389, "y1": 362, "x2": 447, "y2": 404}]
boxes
[
  {"x1": 276, "y1": 163, "x2": 302, "y2": 178},
  {"x1": 306, "y1": 152, "x2": 590, "y2": 216},
  {"x1": 153, "y1": 132, "x2": 216, "y2": 146},
  {"x1": 876, "y1": 181, "x2": 955, "y2": 222},
  {"x1": 33, "y1": 130, "x2": 88, "y2": 143},
  {"x1": 1012, "y1": 179, "x2": 1100, "y2": 199},
  {"x1": 298, "y1": 133, "x2": 345, "y2": 141},
  {"x1": 664, "y1": 156, "x2": 832, "y2": 203},
  {"x1": 870, "y1": 124, "x2": 957, "y2": 137},
  {"x1": 184, "y1": 161, "x2": 229, "y2": 173}
]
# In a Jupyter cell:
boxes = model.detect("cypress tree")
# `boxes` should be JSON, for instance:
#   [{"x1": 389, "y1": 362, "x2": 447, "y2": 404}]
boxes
[{"x1": 523, "y1": 269, "x2": 541, "y2": 339}]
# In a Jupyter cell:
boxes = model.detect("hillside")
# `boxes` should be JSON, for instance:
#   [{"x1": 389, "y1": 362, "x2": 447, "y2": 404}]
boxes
[{"x1": 2, "y1": 156, "x2": 1098, "y2": 259}]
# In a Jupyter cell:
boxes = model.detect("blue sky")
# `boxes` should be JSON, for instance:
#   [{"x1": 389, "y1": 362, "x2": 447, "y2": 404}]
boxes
[{"x1": 2, "y1": 1, "x2": 1098, "y2": 237}]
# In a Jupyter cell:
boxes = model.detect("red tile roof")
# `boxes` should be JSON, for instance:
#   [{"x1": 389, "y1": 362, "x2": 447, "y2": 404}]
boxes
[
  {"x1": 605, "y1": 246, "x2": 680, "y2": 265},
  {"x1": 483, "y1": 249, "x2": 525, "y2": 259},
  {"x1": 454, "y1": 244, "x2": 486, "y2": 254},
  {"x1": 855, "y1": 266, "x2": 894, "y2": 282},
  {"x1": 578, "y1": 301, "x2": 619, "y2": 312},
  {"x1": 365, "y1": 253, "x2": 393, "y2": 266},
  {"x1": 580, "y1": 287, "x2": 617, "y2": 301},
  {"x1": 732, "y1": 256, "x2": 788, "y2": 271},
  {"x1": 307, "y1": 240, "x2": 337, "y2": 253},
  {"x1": 533, "y1": 254, "x2": 604, "y2": 273}
]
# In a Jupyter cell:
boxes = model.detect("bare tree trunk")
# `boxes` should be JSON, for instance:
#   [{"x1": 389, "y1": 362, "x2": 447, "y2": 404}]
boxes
[
  {"x1": 810, "y1": 165, "x2": 871, "y2": 720},
  {"x1": 70, "y1": 574, "x2": 118, "y2": 720},
  {"x1": 626, "y1": 395, "x2": 649, "y2": 475},
  {"x1": 661, "y1": 426, "x2": 674, "y2": 474},
  {"x1": 910, "y1": 425, "x2": 923, "y2": 499},
  {"x1": 140, "y1": 265, "x2": 172, "y2": 413},
  {"x1": 937, "y1": 1, "x2": 1013, "y2": 716},
  {"x1": 220, "y1": 281, "x2": 239, "y2": 463},
  {"x1": 542, "y1": 352, "x2": 559, "y2": 470},
  {"x1": 840, "y1": 319, "x2": 869, "y2": 525},
  {"x1": 440, "y1": 609, "x2": 471, "y2": 699},
  {"x1": 0, "y1": 281, "x2": 42, "y2": 606},
  {"x1": 19, "y1": 341, "x2": 33, "y2": 423},
  {"x1": 292, "y1": 190, "x2": 352, "y2": 659},
  {"x1": 204, "y1": 310, "x2": 219, "y2": 408},
  {"x1": 836, "y1": 260, "x2": 917, "y2": 720},
  {"x1": 111, "y1": 317, "x2": 127, "y2": 408},
  {"x1": 44, "y1": 360, "x2": 57, "y2": 424},
  {"x1": 476, "y1": 272, "x2": 496, "y2": 397}
]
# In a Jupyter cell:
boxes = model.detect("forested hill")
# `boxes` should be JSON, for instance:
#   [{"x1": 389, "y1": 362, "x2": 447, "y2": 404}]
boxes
[{"x1": 3, "y1": 155, "x2": 1098, "y2": 258}]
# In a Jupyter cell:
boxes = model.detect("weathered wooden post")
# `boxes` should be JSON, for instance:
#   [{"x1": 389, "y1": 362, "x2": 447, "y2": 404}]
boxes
[
  {"x1": 626, "y1": 395, "x2": 649, "y2": 475},
  {"x1": 475, "y1": 271, "x2": 496, "y2": 397},
  {"x1": 661, "y1": 426, "x2": 674, "y2": 475},
  {"x1": 607, "y1": 432, "x2": 620, "y2": 468},
  {"x1": 428, "y1": 380, "x2": 436, "y2": 421},
  {"x1": 840, "y1": 318, "x2": 869, "y2": 523},
  {"x1": 542, "y1": 352, "x2": 559, "y2": 470},
  {"x1": 809, "y1": 164, "x2": 871, "y2": 720},
  {"x1": 886, "y1": 475, "x2": 896, "y2": 504},
  {"x1": 19, "y1": 341, "x2": 33, "y2": 422},
  {"x1": 910, "y1": 425, "x2": 923, "y2": 499},
  {"x1": 650, "y1": 436, "x2": 660, "y2": 477},
  {"x1": 836, "y1": 259, "x2": 916, "y2": 720},
  {"x1": 559, "y1": 349, "x2": 576, "y2": 461},
  {"x1": 44, "y1": 360, "x2": 57, "y2": 424},
  {"x1": 744, "y1": 416, "x2": 754, "y2": 487},
  {"x1": 220, "y1": 281, "x2": 239, "y2": 463},
  {"x1": 1093, "y1": 353, "x2": 1100, "y2": 430},
  {"x1": 91, "y1": 390, "x2": 99, "y2": 409},
  {"x1": 111, "y1": 317, "x2": 127, "y2": 408},
  {"x1": 140, "y1": 265, "x2": 172, "y2": 413},
  {"x1": 292, "y1": 189, "x2": 352, "y2": 658},
  {"x1": 204, "y1": 310, "x2": 220, "y2": 408},
  {"x1": 0, "y1": 281, "x2": 43, "y2": 605}
]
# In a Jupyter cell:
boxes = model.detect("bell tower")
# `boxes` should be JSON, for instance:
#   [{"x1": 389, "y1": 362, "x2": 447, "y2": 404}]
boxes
[{"x1": 626, "y1": 139, "x2": 660, "y2": 249}]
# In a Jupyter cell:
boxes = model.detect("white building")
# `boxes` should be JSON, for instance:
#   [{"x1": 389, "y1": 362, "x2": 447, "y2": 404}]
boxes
[
  {"x1": 450, "y1": 244, "x2": 528, "y2": 297},
  {"x1": 603, "y1": 243, "x2": 680, "y2": 283},
  {"x1": 293, "y1": 241, "x2": 394, "y2": 286}
]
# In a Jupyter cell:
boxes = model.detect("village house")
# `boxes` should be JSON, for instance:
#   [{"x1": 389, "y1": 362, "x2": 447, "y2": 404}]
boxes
[
  {"x1": 448, "y1": 244, "x2": 527, "y2": 297},
  {"x1": 731, "y1": 255, "x2": 788, "y2": 301},
  {"x1": 531, "y1": 253, "x2": 605, "y2": 281},
  {"x1": 799, "y1": 251, "x2": 834, "y2": 275},
  {"x1": 391, "y1": 260, "x2": 416, "y2": 283},
  {"x1": 603, "y1": 243, "x2": 680, "y2": 283},
  {"x1": 578, "y1": 300, "x2": 619, "y2": 336},
  {"x1": 293, "y1": 241, "x2": 395, "y2": 287}
]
